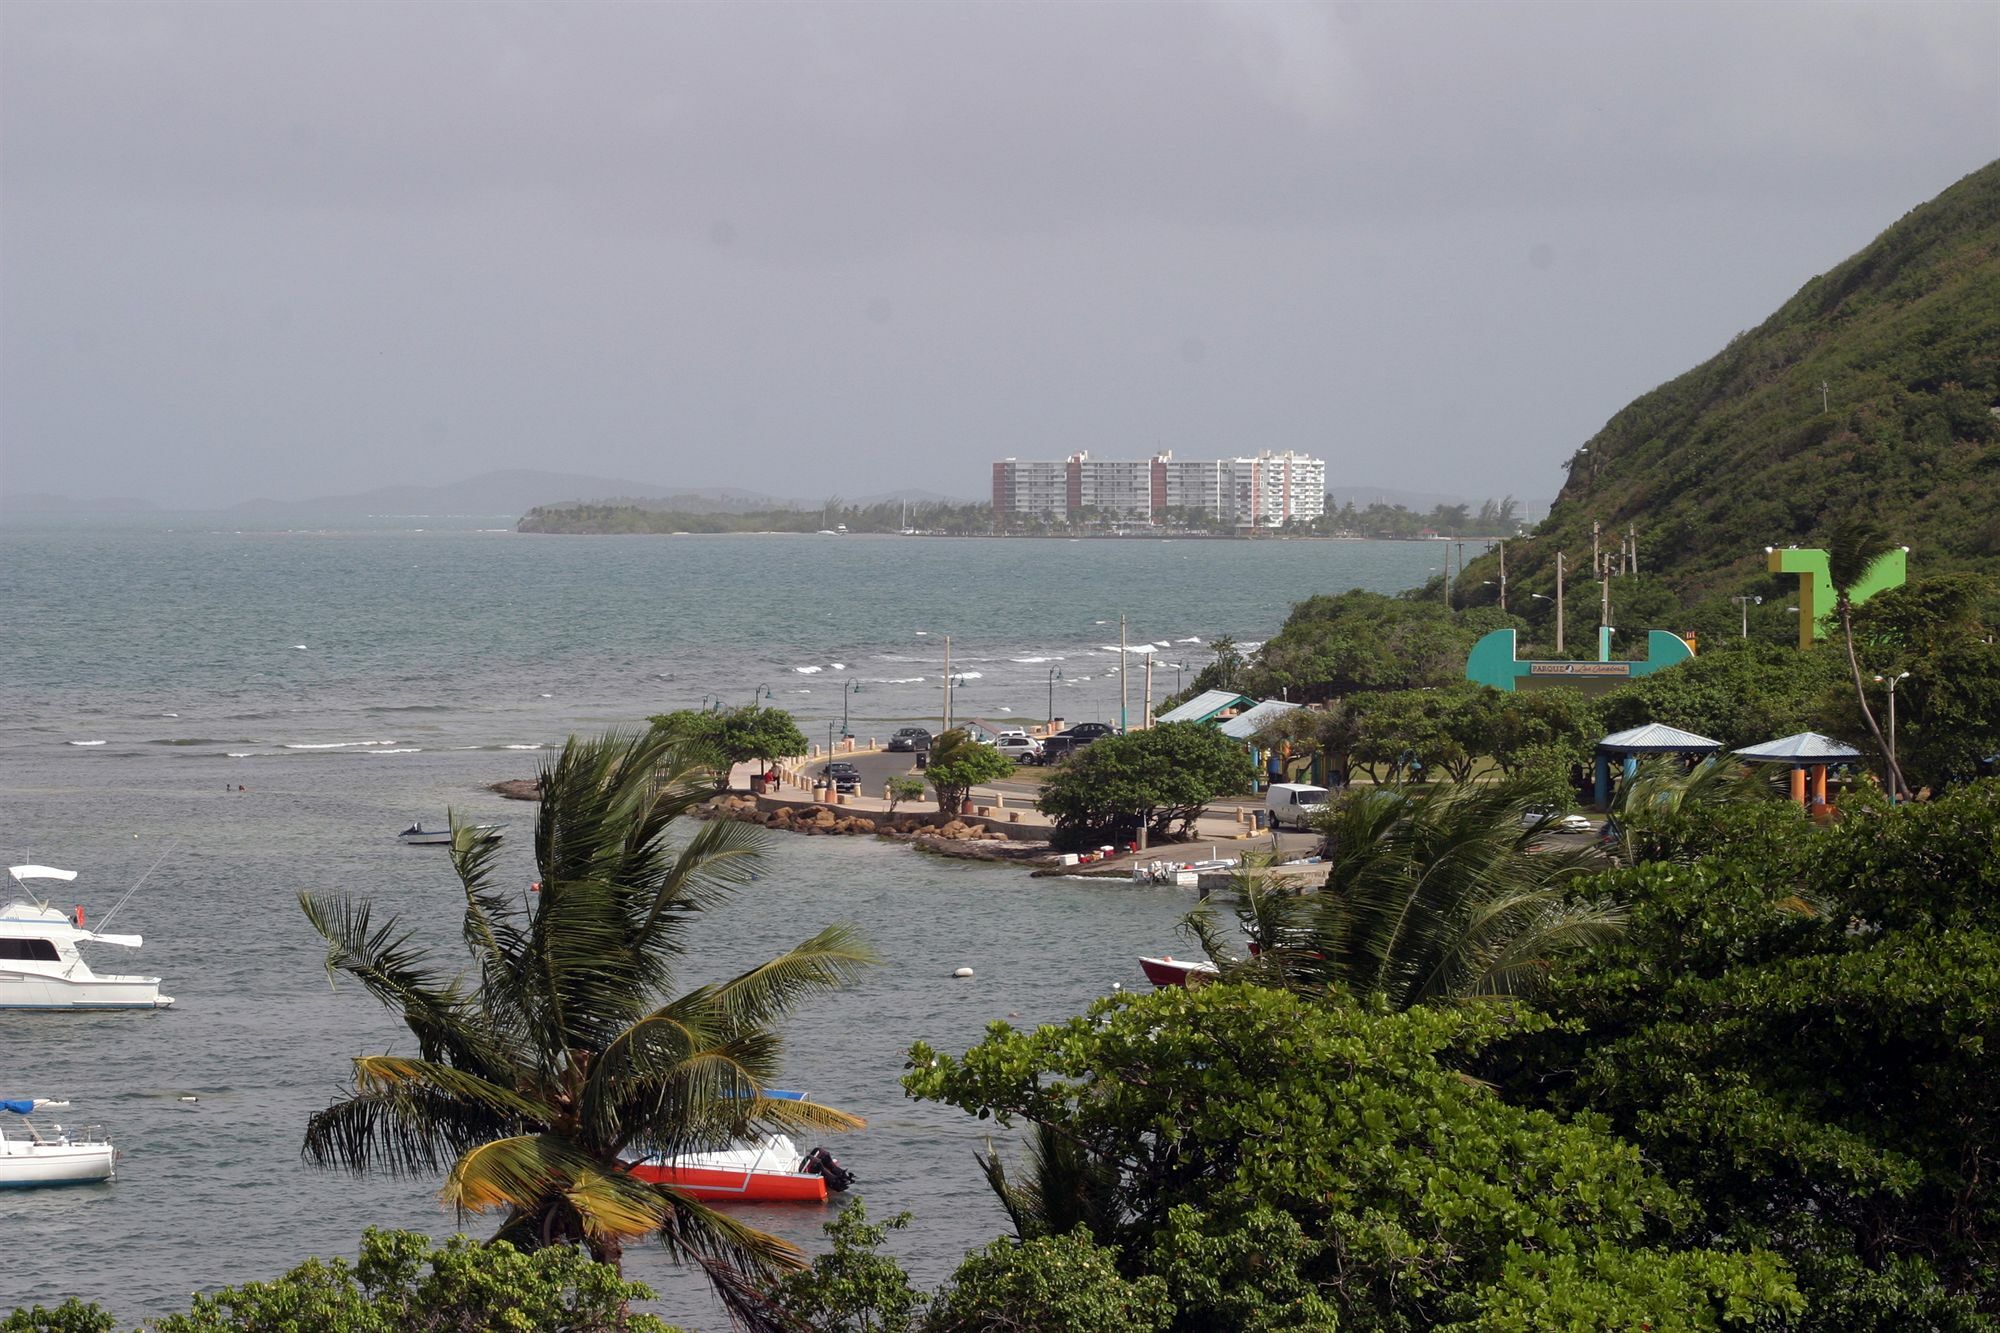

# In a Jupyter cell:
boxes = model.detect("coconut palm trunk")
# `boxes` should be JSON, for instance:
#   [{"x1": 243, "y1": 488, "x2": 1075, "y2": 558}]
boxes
[{"x1": 1828, "y1": 521, "x2": 1909, "y2": 801}]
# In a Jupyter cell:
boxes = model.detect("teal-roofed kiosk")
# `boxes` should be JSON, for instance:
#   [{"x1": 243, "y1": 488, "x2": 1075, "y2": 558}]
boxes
[
  {"x1": 1594, "y1": 723, "x2": 1724, "y2": 808},
  {"x1": 1467, "y1": 627, "x2": 1694, "y2": 694}
]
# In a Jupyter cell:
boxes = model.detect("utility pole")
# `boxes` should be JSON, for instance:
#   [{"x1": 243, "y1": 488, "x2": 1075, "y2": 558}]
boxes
[
  {"x1": 1628, "y1": 524, "x2": 1638, "y2": 577},
  {"x1": 1444, "y1": 540, "x2": 1454, "y2": 610},
  {"x1": 1143, "y1": 653, "x2": 1154, "y2": 729},
  {"x1": 942, "y1": 635, "x2": 953, "y2": 733},
  {"x1": 1119, "y1": 614, "x2": 1129, "y2": 734},
  {"x1": 1555, "y1": 550, "x2": 1566, "y2": 655},
  {"x1": 1497, "y1": 540, "x2": 1507, "y2": 612},
  {"x1": 1820, "y1": 379, "x2": 1829, "y2": 413},
  {"x1": 1592, "y1": 520, "x2": 1600, "y2": 578},
  {"x1": 1601, "y1": 561, "x2": 1611, "y2": 631}
]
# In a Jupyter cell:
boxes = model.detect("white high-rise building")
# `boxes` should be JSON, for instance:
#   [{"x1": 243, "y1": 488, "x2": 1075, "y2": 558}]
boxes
[{"x1": 993, "y1": 450, "x2": 1326, "y2": 528}]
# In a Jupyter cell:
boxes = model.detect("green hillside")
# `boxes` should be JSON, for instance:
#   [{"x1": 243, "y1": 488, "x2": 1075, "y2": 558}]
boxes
[{"x1": 1463, "y1": 160, "x2": 2000, "y2": 640}]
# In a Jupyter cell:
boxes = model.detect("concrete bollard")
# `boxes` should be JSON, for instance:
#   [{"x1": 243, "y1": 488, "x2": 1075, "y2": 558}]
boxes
[{"x1": 1009, "y1": 811, "x2": 1021, "y2": 823}]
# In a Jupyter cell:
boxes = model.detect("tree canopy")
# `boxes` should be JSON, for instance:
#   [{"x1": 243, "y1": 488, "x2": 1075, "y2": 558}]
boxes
[{"x1": 1035, "y1": 722, "x2": 1255, "y2": 849}]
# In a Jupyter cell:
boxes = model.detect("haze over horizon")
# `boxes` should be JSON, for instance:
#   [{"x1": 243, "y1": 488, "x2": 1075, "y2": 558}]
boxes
[{"x1": 2, "y1": 1, "x2": 1994, "y2": 510}]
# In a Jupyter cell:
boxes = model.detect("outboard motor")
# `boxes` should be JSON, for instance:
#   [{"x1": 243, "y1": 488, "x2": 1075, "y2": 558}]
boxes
[{"x1": 800, "y1": 1146, "x2": 854, "y2": 1192}]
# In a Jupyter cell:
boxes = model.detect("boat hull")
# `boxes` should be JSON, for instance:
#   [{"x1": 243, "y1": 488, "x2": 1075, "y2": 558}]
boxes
[
  {"x1": 0, "y1": 1144, "x2": 116, "y2": 1187},
  {"x1": 1138, "y1": 955, "x2": 1218, "y2": 989},
  {"x1": 626, "y1": 1160, "x2": 829, "y2": 1202},
  {"x1": 0, "y1": 971, "x2": 172, "y2": 1009}
]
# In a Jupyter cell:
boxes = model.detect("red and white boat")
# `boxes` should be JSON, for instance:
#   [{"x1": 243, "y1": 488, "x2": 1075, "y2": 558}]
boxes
[
  {"x1": 1138, "y1": 955, "x2": 1219, "y2": 989},
  {"x1": 626, "y1": 1131, "x2": 852, "y2": 1203}
]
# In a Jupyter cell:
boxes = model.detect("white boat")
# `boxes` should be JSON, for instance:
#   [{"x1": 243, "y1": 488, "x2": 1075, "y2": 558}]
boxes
[
  {"x1": 1, "y1": 866, "x2": 174, "y2": 1010},
  {"x1": 0, "y1": 1099, "x2": 117, "y2": 1188},
  {"x1": 398, "y1": 822, "x2": 505, "y2": 846}
]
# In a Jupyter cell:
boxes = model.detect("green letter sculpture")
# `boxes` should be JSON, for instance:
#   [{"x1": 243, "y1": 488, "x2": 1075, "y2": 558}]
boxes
[{"x1": 1767, "y1": 547, "x2": 1906, "y2": 650}]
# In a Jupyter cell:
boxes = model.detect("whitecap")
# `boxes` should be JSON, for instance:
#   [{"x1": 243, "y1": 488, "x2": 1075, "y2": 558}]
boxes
[
  {"x1": 1177, "y1": 636, "x2": 1203, "y2": 644},
  {"x1": 1153, "y1": 641, "x2": 1172, "y2": 648},
  {"x1": 365, "y1": 748, "x2": 423, "y2": 755},
  {"x1": 914, "y1": 631, "x2": 929, "y2": 636},
  {"x1": 162, "y1": 712, "x2": 179, "y2": 718},
  {"x1": 539, "y1": 693, "x2": 553, "y2": 698},
  {"x1": 952, "y1": 671, "x2": 984, "y2": 680},
  {"x1": 503, "y1": 744, "x2": 542, "y2": 750},
  {"x1": 865, "y1": 676, "x2": 925, "y2": 685},
  {"x1": 794, "y1": 665, "x2": 824, "y2": 674},
  {"x1": 1011, "y1": 656, "x2": 1051, "y2": 664},
  {"x1": 226, "y1": 752, "x2": 254, "y2": 759},
  {"x1": 282, "y1": 740, "x2": 395, "y2": 750},
  {"x1": 67, "y1": 740, "x2": 107, "y2": 747},
  {"x1": 830, "y1": 663, "x2": 847, "y2": 670},
  {"x1": 293, "y1": 644, "x2": 308, "y2": 650}
]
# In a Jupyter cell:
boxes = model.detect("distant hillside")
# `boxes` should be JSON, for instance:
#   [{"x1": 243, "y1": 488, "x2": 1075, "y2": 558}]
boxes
[
  {"x1": 230, "y1": 470, "x2": 785, "y2": 517},
  {"x1": 1466, "y1": 160, "x2": 2000, "y2": 623},
  {"x1": 0, "y1": 492, "x2": 160, "y2": 513}
]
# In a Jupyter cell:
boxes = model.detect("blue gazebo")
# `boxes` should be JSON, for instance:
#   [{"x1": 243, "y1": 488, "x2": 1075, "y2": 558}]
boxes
[
  {"x1": 1733, "y1": 731, "x2": 1863, "y2": 810},
  {"x1": 1594, "y1": 722, "x2": 1724, "y2": 807}
]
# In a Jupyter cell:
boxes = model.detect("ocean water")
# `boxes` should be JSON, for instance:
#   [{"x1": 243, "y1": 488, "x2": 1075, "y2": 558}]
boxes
[{"x1": 0, "y1": 517, "x2": 1442, "y2": 1326}]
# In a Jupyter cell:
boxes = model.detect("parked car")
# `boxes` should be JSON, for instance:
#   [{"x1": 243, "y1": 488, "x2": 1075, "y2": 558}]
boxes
[
  {"x1": 820, "y1": 761, "x2": 861, "y2": 793},
  {"x1": 1066, "y1": 722, "x2": 1119, "y2": 742},
  {"x1": 887, "y1": 727, "x2": 932, "y2": 753},
  {"x1": 1522, "y1": 807, "x2": 1594, "y2": 834},
  {"x1": 1038, "y1": 735, "x2": 1081, "y2": 763},
  {"x1": 994, "y1": 735, "x2": 1043, "y2": 763}
]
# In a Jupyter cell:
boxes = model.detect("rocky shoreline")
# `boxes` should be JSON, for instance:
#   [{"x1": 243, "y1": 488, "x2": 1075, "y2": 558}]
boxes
[{"x1": 696, "y1": 793, "x2": 1053, "y2": 865}]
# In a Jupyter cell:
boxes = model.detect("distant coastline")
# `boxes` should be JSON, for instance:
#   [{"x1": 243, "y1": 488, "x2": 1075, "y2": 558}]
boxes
[{"x1": 517, "y1": 499, "x2": 1524, "y2": 543}]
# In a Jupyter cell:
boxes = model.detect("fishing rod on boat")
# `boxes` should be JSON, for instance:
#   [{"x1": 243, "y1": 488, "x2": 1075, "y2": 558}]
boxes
[{"x1": 92, "y1": 841, "x2": 177, "y2": 933}]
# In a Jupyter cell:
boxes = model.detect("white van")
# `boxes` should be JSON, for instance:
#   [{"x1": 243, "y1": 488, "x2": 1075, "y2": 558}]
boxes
[{"x1": 1265, "y1": 783, "x2": 1330, "y2": 830}]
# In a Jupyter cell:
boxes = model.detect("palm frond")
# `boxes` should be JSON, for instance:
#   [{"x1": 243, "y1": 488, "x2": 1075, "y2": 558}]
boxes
[
  {"x1": 303, "y1": 1082, "x2": 520, "y2": 1176},
  {"x1": 298, "y1": 890, "x2": 496, "y2": 1070},
  {"x1": 350, "y1": 1055, "x2": 552, "y2": 1124},
  {"x1": 445, "y1": 1132, "x2": 608, "y2": 1217},
  {"x1": 450, "y1": 812, "x2": 528, "y2": 1005},
  {"x1": 977, "y1": 1124, "x2": 1123, "y2": 1242},
  {"x1": 690, "y1": 925, "x2": 877, "y2": 1031}
]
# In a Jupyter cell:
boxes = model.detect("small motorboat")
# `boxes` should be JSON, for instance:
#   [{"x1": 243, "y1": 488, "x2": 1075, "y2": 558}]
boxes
[
  {"x1": 398, "y1": 822, "x2": 505, "y2": 846},
  {"x1": 1138, "y1": 954, "x2": 1219, "y2": 989},
  {"x1": 627, "y1": 1132, "x2": 853, "y2": 1203},
  {"x1": 622, "y1": 1089, "x2": 855, "y2": 1203},
  {"x1": 0, "y1": 1099, "x2": 116, "y2": 1188},
  {"x1": 2, "y1": 865, "x2": 174, "y2": 1010}
]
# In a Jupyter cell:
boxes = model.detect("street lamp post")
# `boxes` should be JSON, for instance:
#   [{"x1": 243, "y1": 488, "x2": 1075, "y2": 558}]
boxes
[
  {"x1": 1046, "y1": 666, "x2": 1063, "y2": 727},
  {"x1": 1732, "y1": 595, "x2": 1762, "y2": 639},
  {"x1": 1874, "y1": 671, "x2": 1911, "y2": 802},
  {"x1": 841, "y1": 679, "x2": 860, "y2": 739}
]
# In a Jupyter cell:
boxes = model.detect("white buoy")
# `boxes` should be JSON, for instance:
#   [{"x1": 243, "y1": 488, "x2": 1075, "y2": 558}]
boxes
[{"x1": 952, "y1": 967, "x2": 974, "y2": 979}]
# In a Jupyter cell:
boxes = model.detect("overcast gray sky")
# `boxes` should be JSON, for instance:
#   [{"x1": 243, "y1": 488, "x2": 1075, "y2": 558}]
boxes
[{"x1": 2, "y1": 1, "x2": 1994, "y2": 508}]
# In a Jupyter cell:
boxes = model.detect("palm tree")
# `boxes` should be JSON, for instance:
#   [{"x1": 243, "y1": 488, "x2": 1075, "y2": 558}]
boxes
[
  {"x1": 1602, "y1": 754, "x2": 1773, "y2": 865},
  {"x1": 299, "y1": 729, "x2": 874, "y2": 1325},
  {"x1": 1827, "y1": 519, "x2": 1909, "y2": 801},
  {"x1": 1189, "y1": 780, "x2": 1621, "y2": 1009}
]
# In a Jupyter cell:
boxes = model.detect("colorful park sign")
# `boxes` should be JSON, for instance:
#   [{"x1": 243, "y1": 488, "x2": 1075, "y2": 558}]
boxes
[
  {"x1": 1466, "y1": 626, "x2": 1694, "y2": 693},
  {"x1": 1767, "y1": 546, "x2": 1907, "y2": 651}
]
